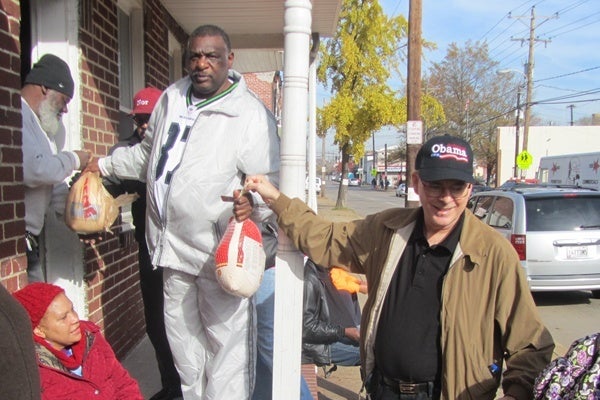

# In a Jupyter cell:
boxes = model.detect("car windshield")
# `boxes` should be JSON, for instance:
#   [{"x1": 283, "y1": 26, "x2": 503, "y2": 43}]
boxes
[{"x1": 525, "y1": 196, "x2": 600, "y2": 231}]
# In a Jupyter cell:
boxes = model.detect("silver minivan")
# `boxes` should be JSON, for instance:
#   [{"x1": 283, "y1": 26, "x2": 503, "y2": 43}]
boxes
[{"x1": 468, "y1": 186, "x2": 600, "y2": 298}]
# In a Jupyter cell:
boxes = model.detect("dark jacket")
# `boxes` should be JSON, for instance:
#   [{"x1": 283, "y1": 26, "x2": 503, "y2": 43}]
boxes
[
  {"x1": 105, "y1": 131, "x2": 146, "y2": 243},
  {"x1": 37, "y1": 321, "x2": 143, "y2": 400},
  {"x1": 302, "y1": 259, "x2": 345, "y2": 366},
  {"x1": 0, "y1": 285, "x2": 40, "y2": 400}
]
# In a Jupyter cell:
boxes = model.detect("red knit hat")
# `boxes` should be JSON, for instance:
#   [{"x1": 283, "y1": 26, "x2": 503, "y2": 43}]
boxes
[{"x1": 13, "y1": 283, "x2": 64, "y2": 328}]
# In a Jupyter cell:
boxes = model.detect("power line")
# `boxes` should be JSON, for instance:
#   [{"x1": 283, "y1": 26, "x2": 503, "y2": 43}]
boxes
[{"x1": 534, "y1": 65, "x2": 600, "y2": 82}]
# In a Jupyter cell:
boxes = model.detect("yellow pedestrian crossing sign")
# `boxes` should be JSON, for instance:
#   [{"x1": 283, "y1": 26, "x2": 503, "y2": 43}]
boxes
[{"x1": 516, "y1": 151, "x2": 533, "y2": 170}]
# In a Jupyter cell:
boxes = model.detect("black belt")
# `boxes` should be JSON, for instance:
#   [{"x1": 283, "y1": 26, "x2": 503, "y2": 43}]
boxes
[{"x1": 381, "y1": 376, "x2": 432, "y2": 395}]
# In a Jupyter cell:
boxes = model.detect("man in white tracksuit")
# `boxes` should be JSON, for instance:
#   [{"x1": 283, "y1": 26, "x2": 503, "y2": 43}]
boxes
[{"x1": 88, "y1": 25, "x2": 279, "y2": 399}]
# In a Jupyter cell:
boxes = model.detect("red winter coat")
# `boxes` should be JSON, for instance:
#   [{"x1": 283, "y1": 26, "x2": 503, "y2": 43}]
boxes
[{"x1": 36, "y1": 321, "x2": 143, "y2": 400}]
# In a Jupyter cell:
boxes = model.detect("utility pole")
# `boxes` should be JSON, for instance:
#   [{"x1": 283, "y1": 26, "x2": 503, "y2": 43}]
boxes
[
  {"x1": 406, "y1": 0, "x2": 422, "y2": 208},
  {"x1": 567, "y1": 104, "x2": 575, "y2": 126},
  {"x1": 372, "y1": 132, "x2": 376, "y2": 184},
  {"x1": 384, "y1": 143, "x2": 388, "y2": 191},
  {"x1": 513, "y1": 89, "x2": 521, "y2": 178},
  {"x1": 321, "y1": 134, "x2": 326, "y2": 196},
  {"x1": 511, "y1": 6, "x2": 556, "y2": 152}
]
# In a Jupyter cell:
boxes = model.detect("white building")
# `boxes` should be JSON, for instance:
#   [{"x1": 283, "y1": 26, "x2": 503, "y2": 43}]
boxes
[{"x1": 496, "y1": 125, "x2": 600, "y2": 185}]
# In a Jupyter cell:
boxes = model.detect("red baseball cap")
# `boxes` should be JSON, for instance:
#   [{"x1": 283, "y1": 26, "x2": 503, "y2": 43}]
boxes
[{"x1": 131, "y1": 87, "x2": 162, "y2": 115}]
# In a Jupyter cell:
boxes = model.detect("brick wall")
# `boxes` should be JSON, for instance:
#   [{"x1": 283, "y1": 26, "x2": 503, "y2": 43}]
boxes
[
  {"x1": 244, "y1": 72, "x2": 276, "y2": 113},
  {"x1": 302, "y1": 364, "x2": 319, "y2": 399},
  {"x1": 0, "y1": 0, "x2": 28, "y2": 293},
  {"x1": 77, "y1": 0, "x2": 145, "y2": 357},
  {"x1": 75, "y1": 0, "x2": 188, "y2": 358},
  {"x1": 145, "y1": 0, "x2": 187, "y2": 88}
]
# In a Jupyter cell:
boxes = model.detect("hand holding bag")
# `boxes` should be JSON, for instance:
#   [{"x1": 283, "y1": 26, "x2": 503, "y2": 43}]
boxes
[{"x1": 64, "y1": 171, "x2": 138, "y2": 234}]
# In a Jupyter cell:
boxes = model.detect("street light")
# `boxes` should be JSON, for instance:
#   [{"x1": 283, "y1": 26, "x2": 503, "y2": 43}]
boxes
[{"x1": 498, "y1": 69, "x2": 527, "y2": 178}]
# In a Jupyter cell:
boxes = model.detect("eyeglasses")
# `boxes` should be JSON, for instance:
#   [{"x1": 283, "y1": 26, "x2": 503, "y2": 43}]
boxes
[
  {"x1": 421, "y1": 180, "x2": 471, "y2": 198},
  {"x1": 132, "y1": 114, "x2": 150, "y2": 126}
]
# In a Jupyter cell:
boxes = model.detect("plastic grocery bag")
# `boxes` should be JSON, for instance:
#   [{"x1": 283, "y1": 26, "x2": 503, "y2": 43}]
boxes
[
  {"x1": 64, "y1": 171, "x2": 138, "y2": 234},
  {"x1": 215, "y1": 218, "x2": 265, "y2": 298}
]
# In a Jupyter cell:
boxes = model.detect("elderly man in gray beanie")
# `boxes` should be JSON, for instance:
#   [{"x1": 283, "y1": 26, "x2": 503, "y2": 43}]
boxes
[{"x1": 21, "y1": 54, "x2": 92, "y2": 282}]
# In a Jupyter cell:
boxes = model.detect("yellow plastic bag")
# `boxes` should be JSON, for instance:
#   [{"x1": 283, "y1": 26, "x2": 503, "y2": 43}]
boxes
[{"x1": 64, "y1": 171, "x2": 138, "y2": 234}]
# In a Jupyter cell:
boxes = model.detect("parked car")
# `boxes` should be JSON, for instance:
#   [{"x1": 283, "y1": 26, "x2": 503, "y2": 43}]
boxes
[
  {"x1": 471, "y1": 183, "x2": 492, "y2": 194},
  {"x1": 467, "y1": 186, "x2": 600, "y2": 298},
  {"x1": 348, "y1": 177, "x2": 360, "y2": 186},
  {"x1": 305, "y1": 176, "x2": 322, "y2": 194},
  {"x1": 395, "y1": 183, "x2": 406, "y2": 197},
  {"x1": 497, "y1": 178, "x2": 539, "y2": 190}
]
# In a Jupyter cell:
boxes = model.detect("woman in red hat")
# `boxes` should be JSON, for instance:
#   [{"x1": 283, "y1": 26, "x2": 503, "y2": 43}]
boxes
[{"x1": 13, "y1": 283, "x2": 143, "y2": 400}]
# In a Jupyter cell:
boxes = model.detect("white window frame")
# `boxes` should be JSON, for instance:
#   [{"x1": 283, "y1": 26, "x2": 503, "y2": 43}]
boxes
[
  {"x1": 117, "y1": 0, "x2": 144, "y2": 114},
  {"x1": 169, "y1": 31, "x2": 183, "y2": 83},
  {"x1": 116, "y1": 0, "x2": 143, "y2": 230}
]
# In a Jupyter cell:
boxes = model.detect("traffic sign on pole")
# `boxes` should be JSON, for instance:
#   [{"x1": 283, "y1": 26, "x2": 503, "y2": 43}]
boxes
[
  {"x1": 516, "y1": 150, "x2": 533, "y2": 170},
  {"x1": 406, "y1": 120, "x2": 423, "y2": 144}
]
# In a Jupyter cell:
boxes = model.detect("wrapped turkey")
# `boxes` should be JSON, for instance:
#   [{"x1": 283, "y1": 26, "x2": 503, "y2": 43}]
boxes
[
  {"x1": 215, "y1": 218, "x2": 265, "y2": 298},
  {"x1": 64, "y1": 171, "x2": 138, "y2": 234}
]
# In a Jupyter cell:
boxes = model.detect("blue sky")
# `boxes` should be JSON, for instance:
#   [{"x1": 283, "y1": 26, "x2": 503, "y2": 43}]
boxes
[{"x1": 318, "y1": 0, "x2": 600, "y2": 157}]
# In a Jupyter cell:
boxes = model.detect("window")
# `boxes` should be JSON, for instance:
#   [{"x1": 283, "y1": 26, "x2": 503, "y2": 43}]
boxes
[
  {"x1": 488, "y1": 197, "x2": 513, "y2": 229},
  {"x1": 116, "y1": 1, "x2": 143, "y2": 228},
  {"x1": 526, "y1": 196, "x2": 600, "y2": 231},
  {"x1": 468, "y1": 195, "x2": 495, "y2": 222},
  {"x1": 118, "y1": 8, "x2": 133, "y2": 110},
  {"x1": 169, "y1": 32, "x2": 183, "y2": 82}
]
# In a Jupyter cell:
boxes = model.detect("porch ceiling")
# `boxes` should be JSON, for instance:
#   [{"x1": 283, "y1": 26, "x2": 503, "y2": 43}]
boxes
[{"x1": 162, "y1": 0, "x2": 342, "y2": 73}]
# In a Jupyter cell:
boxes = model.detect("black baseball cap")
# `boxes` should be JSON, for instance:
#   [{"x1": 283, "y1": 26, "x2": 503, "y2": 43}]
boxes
[{"x1": 415, "y1": 135, "x2": 475, "y2": 183}]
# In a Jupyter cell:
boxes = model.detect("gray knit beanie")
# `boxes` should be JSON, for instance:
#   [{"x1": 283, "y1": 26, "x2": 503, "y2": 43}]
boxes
[{"x1": 24, "y1": 54, "x2": 74, "y2": 98}]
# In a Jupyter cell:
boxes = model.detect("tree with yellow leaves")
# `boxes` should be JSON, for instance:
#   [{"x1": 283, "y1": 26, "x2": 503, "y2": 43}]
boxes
[{"x1": 318, "y1": 0, "x2": 444, "y2": 207}]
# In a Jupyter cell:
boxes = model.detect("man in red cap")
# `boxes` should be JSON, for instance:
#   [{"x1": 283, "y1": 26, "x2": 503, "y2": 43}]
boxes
[
  {"x1": 106, "y1": 87, "x2": 181, "y2": 400},
  {"x1": 13, "y1": 282, "x2": 143, "y2": 399}
]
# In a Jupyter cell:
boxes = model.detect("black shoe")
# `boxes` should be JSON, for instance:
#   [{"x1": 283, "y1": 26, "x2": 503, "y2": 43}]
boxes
[{"x1": 149, "y1": 387, "x2": 183, "y2": 400}]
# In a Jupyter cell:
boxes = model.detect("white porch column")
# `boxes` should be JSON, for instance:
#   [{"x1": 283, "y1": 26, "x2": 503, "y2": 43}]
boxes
[
  {"x1": 272, "y1": 1, "x2": 312, "y2": 399},
  {"x1": 306, "y1": 53, "x2": 318, "y2": 211}
]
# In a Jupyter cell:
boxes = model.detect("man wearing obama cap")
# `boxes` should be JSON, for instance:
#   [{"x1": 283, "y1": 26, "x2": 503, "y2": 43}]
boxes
[
  {"x1": 240, "y1": 134, "x2": 554, "y2": 399},
  {"x1": 21, "y1": 54, "x2": 92, "y2": 282}
]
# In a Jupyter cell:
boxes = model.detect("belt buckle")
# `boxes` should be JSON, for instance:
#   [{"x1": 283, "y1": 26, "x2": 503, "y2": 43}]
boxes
[{"x1": 399, "y1": 383, "x2": 418, "y2": 394}]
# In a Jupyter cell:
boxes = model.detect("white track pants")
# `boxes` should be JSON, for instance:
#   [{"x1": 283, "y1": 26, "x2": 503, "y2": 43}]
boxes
[{"x1": 163, "y1": 267, "x2": 256, "y2": 400}]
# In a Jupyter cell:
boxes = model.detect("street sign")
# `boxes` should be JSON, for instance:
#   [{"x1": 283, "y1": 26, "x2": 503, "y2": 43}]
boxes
[
  {"x1": 516, "y1": 151, "x2": 533, "y2": 170},
  {"x1": 371, "y1": 168, "x2": 377, "y2": 176},
  {"x1": 406, "y1": 121, "x2": 423, "y2": 144}
]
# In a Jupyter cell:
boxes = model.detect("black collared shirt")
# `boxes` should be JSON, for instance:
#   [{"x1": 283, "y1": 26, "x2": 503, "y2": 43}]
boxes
[{"x1": 374, "y1": 210, "x2": 465, "y2": 384}]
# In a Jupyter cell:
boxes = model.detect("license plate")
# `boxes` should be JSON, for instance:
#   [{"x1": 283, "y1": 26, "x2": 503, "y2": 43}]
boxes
[{"x1": 566, "y1": 246, "x2": 589, "y2": 259}]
